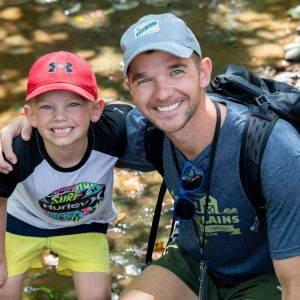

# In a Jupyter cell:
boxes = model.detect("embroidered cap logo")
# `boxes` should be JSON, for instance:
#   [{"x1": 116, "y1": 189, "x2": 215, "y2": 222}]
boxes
[
  {"x1": 135, "y1": 20, "x2": 159, "y2": 39},
  {"x1": 48, "y1": 61, "x2": 73, "y2": 73}
]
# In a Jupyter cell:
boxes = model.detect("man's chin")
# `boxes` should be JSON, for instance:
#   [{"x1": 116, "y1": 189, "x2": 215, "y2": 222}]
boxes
[{"x1": 153, "y1": 122, "x2": 184, "y2": 134}]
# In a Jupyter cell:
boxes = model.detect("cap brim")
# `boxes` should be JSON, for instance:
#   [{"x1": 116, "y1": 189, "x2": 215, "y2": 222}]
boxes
[
  {"x1": 26, "y1": 83, "x2": 96, "y2": 101},
  {"x1": 123, "y1": 42, "x2": 194, "y2": 77}
]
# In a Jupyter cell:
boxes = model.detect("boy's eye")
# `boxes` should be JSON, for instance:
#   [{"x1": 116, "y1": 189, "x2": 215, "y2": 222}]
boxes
[
  {"x1": 40, "y1": 105, "x2": 52, "y2": 110},
  {"x1": 68, "y1": 102, "x2": 81, "y2": 107}
]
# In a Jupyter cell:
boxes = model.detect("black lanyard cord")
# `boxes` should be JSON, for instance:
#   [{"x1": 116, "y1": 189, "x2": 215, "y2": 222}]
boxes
[
  {"x1": 200, "y1": 101, "x2": 221, "y2": 255},
  {"x1": 171, "y1": 101, "x2": 221, "y2": 258}
]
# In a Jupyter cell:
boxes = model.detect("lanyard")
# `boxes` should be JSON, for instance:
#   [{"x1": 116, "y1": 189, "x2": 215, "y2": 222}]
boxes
[{"x1": 171, "y1": 101, "x2": 221, "y2": 258}]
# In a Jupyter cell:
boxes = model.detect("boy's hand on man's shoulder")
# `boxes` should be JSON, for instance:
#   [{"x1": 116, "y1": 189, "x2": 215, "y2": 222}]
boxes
[{"x1": 0, "y1": 115, "x2": 32, "y2": 173}]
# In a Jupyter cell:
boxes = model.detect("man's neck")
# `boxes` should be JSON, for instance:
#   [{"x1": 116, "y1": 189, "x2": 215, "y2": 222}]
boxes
[{"x1": 168, "y1": 98, "x2": 226, "y2": 161}]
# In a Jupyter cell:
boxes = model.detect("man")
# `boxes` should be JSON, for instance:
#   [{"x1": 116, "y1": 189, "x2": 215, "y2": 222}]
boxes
[
  {"x1": 119, "y1": 13, "x2": 300, "y2": 300},
  {"x1": 1, "y1": 13, "x2": 300, "y2": 300}
]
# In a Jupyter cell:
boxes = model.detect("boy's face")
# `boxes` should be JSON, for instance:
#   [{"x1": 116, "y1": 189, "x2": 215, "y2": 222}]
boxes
[{"x1": 23, "y1": 90, "x2": 104, "y2": 150}]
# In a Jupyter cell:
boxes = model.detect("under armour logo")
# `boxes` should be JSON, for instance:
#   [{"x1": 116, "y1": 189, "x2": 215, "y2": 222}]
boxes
[{"x1": 48, "y1": 61, "x2": 73, "y2": 73}]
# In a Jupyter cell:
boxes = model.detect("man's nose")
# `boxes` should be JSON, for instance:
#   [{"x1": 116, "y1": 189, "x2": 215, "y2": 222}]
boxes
[{"x1": 154, "y1": 78, "x2": 173, "y2": 101}]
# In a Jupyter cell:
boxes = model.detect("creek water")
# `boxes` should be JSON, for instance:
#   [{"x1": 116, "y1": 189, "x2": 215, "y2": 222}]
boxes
[{"x1": 0, "y1": 0, "x2": 299, "y2": 299}]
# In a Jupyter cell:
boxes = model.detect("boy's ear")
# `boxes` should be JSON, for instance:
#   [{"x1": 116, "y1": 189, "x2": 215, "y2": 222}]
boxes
[
  {"x1": 23, "y1": 104, "x2": 37, "y2": 127},
  {"x1": 90, "y1": 98, "x2": 105, "y2": 123}
]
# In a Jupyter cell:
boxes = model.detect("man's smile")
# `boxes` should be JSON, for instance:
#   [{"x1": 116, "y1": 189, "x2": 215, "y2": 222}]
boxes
[{"x1": 155, "y1": 100, "x2": 183, "y2": 112}]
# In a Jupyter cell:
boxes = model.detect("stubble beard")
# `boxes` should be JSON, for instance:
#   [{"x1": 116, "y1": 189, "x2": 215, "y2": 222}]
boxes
[{"x1": 148, "y1": 98, "x2": 199, "y2": 134}]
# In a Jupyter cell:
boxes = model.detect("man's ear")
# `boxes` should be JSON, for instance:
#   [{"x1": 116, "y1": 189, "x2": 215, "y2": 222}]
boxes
[
  {"x1": 90, "y1": 99, "x2": 105, "y2": 123},
  {"x1": 23, "y1": 104, "x2": 37, "y2": 127},
  {"x1": 124, "y1": 77, "x2": 134, "y2": 99},
  {"x1": 125, "y1": 77, "x2": 130, "y2": 90},
  {"x1": 199, "y1": 57, "x2": 212, "y2": 89}
]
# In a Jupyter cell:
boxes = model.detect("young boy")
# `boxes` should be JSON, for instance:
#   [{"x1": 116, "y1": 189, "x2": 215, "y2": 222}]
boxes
[{"x1": 0, "y1": 51, "x2": 133, "y2": 300}]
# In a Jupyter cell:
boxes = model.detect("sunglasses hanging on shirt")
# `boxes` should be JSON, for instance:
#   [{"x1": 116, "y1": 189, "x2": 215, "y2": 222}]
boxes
[
  {"x1": 170, "y1": 101, "x2": 221, "y2": 300},
  {"x1": 173, "y1": 161, "x2": 206, "y2": 221}
]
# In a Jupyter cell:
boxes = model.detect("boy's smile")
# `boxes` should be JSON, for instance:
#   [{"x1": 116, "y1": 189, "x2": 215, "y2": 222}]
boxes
[{"x1": 24, "y1": 90, "x2": 103, "y2": 166}]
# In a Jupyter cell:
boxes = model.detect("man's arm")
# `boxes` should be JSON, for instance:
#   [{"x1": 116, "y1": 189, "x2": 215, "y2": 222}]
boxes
[
  {"x1": 0, "y1": 197, "x2": 7, "y2": 287},
  {"x1": 273, "y1": 257, "x2": 300, "y2": 299},
  {"x1": 0, "y1": 116, "x2": 32, "y2": 173}
]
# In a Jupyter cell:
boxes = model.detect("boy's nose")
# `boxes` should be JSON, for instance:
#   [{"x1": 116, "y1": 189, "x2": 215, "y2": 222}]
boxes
[{"x1": 53, "y1": 109, "x2": 68, "y2": 121}]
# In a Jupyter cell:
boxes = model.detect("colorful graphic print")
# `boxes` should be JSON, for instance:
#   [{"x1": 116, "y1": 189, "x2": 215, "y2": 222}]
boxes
[{"x1": 39, "y1": 182, "x2": 105, "y2": 222}]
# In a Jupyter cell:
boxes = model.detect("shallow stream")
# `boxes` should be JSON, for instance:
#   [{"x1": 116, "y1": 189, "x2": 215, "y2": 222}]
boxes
[{"x1": 0, "y1": 0, "x2": 299, "y2": 298}]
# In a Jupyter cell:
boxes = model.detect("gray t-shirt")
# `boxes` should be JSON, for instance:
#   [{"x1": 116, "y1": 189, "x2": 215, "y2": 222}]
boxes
[{"x1": 124, "y1": 97, "x2": 300, "y2": 285}]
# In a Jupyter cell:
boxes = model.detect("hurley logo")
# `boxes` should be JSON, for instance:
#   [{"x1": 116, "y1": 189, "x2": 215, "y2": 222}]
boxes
[
  {"x1": 135, "y1": 20, "x2": 159, "y2": 39},
  {"x1": 48, "y1": 61, "x2": 73, "y2": 73}
]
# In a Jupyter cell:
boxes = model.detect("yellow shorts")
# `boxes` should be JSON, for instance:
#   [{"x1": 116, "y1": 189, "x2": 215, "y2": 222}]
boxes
[{"x1": 6, "y1": 232, "x2": 109, "y2": 277}]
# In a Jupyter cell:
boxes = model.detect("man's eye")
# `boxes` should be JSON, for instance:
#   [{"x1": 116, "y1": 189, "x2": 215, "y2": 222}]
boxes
[
  {"x1": 136, "y1": 78, "x2": 151, "y2": 86},
  {"x1": 171, "y1": 69, "x2": 183, "y2": 76}
]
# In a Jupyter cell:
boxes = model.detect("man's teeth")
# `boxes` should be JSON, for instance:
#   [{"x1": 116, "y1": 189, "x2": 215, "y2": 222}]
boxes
[
  {"x1": 53, "y1": 128, "x2": 72, "y2": 134},
  {"x1": 156, "y1": 102, "x2": 181, "y2": 112}
]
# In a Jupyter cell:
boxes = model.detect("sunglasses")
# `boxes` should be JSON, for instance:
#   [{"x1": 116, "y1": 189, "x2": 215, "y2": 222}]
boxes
[{"x1": 173, "y1": 161, "x2": 205, "y2": 221}]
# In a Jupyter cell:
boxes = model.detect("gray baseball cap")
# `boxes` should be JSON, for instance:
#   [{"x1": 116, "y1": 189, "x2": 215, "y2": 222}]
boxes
[{"x1": 120, "y1": 13, "x2": 202, "y2": 77}]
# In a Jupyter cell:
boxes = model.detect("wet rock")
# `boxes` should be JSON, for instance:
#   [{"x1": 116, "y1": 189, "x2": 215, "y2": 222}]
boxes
[
  {"x1": 284, "y1": 42, "x2": 300, "y2": 61},
  {"x1": 274, "y1": 71, "x2": 300, "y2": 83},
  {"x1": 113, "y1": 1, "x2": 139, "y2": 11},
  {"x1": 64, "y1": 2, "x2": 81, "y2": 15},
  {"x1": 0, "y1": 7, "x2": 22, "y2": 20},
  {"x1": 0, "y1": 0, "x2": 29, "y2": 6},
  {"x1": 125, "y1": 264, "x2": 141, "y2": 276},
  {"x1": 33, "y1": 0, "x2": 59, "y2": 4},
  {"x1": 288, "y1": 5, "x2": 300, "y2": 20},
  {"x1": 272, "y1": 60, "x2": 300, "y2": 88}
]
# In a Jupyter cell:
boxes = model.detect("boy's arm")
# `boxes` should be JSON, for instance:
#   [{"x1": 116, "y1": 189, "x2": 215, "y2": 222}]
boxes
[
  {"x1": 0, "y1": 197, "x2": 7, "y2": 287},
  {"x1": 0, "y1": 101, "x2": 131, "y2": 174},
  {"x1": 0, "y1": 115, "x2": 32, "y2": 173},
  {"x1": 104, "y1": 99, "x2": 133, "y2": 107},
  {"x1": 116, "y1": 107, "x2": 155, "y2": 171}
]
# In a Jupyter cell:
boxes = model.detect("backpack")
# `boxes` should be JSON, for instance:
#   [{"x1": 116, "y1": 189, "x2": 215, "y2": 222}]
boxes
[{"x1": 144, "y1": 64, "x2": 300, "y2": 264}]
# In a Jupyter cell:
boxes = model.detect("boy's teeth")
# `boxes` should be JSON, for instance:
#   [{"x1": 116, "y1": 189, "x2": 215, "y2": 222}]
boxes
[
  {"x1": 156, "y1": 102, "x2": 180, "y2": 112},
  {"x1": 53, "y1": 128, "x2": 72, "y2": 133}
]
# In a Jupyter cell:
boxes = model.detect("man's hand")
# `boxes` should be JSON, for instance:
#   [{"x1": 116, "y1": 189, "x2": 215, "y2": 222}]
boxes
[{"x1": 0, "y1": 115, "x2": 32, "y2": 174}]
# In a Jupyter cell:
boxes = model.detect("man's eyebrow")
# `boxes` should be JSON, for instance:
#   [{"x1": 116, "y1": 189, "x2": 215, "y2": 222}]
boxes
[
  {"x1": 130, "y1": 62, "x2": 188, "y2": 84},
  {"x1": 168, "y1": 62, "x2": 188, "y2": 70},
  {"x1": 131, "y1": 73, "x2": 146, "y2": 84}
]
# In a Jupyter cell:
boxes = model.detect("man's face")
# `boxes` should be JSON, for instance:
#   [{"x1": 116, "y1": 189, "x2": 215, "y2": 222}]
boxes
[{"x1": 126, "y1": 51, "x2": 208, "y2": 134}]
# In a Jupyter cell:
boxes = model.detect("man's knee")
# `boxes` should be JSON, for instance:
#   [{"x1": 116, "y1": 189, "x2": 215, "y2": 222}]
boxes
[
  {"x1": 0, "y1": 275, "x2": 24, "y2": 300},
  {"x1": 120, "y1": 265, "x2": 197, "y2": 300}
]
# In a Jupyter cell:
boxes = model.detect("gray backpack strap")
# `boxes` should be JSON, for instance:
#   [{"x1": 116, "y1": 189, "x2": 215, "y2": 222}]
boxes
[{"x1": 240, "y1": 103, "x2": 279, "y2": 231}]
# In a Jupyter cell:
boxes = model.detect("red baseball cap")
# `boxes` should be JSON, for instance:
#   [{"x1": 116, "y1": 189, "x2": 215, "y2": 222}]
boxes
[{"x1": 26, "y1": 51, "x2": 98, "y2": 101}]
